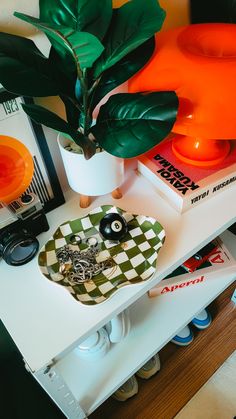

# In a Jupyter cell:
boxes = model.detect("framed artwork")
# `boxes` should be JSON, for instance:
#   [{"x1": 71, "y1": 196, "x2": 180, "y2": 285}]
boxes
[{"x1": 0, "y1": 88, "x2": 65, "y2": 213}]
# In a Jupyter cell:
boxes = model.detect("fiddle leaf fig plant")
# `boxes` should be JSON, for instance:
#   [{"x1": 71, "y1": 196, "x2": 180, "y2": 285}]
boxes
[{"x1": 0, "y1": 0, "x2": 178, "y2": 160}]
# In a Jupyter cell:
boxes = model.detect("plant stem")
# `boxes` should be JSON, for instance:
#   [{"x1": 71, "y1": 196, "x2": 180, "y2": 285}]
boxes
[
  {"x1": 82, "y1": 68, "x2": 89, "y2": 136},
  {"x1": 76, "y1": 63, "x2": 86, "y2": 131},
  {"x1": 61, "y1": 94, "x2": 82, "y2": 112},
  {"x1": 88, "y1": 76, "x2": 101, "y2": 97},
  {"x1": 87, "y1": 76, "x2": 102, "y2": 121}
]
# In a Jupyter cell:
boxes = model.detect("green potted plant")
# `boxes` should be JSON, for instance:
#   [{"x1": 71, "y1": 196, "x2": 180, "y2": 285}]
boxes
[{"x1": 0, "y1": 0, "x2": 178, "y2": 206}]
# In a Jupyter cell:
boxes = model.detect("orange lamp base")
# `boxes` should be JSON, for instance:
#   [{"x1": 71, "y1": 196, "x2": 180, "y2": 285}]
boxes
[{"x1": 172, "y1": 135, "x2": 231, "y2": 167}]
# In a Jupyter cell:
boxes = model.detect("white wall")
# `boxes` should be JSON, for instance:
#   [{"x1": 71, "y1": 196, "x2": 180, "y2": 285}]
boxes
[
  {"x1": 0, "y1": 1, "x2": 190, "y2": 35},
  {"x1": 160, "y1": 0, "x2": 190, "y2": 30},
  {"x1": 113, "y1": 0, "x2": 190, "y2": 29},
  {"x1": 0, "y1": 0, "x2": 39, "y2": 36}
]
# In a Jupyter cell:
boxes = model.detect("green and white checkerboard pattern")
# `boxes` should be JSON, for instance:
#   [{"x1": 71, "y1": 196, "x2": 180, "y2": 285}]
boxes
[{"x1": 38, "y1": 206, "x2": 165, "y2": 305}]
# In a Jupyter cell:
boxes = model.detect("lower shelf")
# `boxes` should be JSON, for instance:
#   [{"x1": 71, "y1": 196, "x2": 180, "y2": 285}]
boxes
[
  {"x1": 91, "y1": 281, "x2": 236, "y2": 419},
  {"x1": 55, "y1": 231, "x2": 236, "y2": 415}
]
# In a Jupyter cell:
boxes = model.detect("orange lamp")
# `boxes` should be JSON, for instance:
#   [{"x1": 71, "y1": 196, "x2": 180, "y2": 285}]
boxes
[
  {"x1": 129, "y1": 23, "x2": 236, "y2": 167},
  {"x1": 0, "y1": 135, "x2": 34, "y2": 203}
]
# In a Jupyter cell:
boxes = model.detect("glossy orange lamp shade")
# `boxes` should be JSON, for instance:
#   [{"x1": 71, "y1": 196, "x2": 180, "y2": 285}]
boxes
[
  {"x1": 0, "y1": 135, "x2": 34, "y2": 203},
  {"x1": 129, "y1": 23, "x2": 236, "y2": 166}
]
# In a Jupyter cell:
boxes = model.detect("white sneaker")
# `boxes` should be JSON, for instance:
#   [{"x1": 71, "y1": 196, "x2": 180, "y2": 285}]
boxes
[
  {"x1": 136, "y1": 353, "x2": 161, "y2": 379},
  {"x1": 112, "y1": 375, "x2": 138, "y2": 401},
  {"x1": 191, "y1": 309, "x2": 212, "y2": 329},
  {"x1": 171, "y1": 325, "x2": 194, "y2": 346}
]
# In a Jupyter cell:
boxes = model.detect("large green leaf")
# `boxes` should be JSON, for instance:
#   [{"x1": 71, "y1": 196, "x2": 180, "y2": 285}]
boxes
[
  {"x1": 93, "y1": 0, "x2": 166, "y2": 78},
  {"x1": 14, "y1": 13, "x2": 104, "y2": 70},
  {"x1": 22, "y1": 103, "x2": 96, "y2": 160},
  {"x1": 39, "y1": 1, "x2": 112, "y2": 82},
  {"x1": 48, "y1": 45, "x2": 76, "y2": 87},
  {"x1": 90, "y1": 36, "x2": 155, "y2": 112},
  {"x1": 60, "y1": 94, "x2": 81, "y2": 130},
  {"x1": 48, "y1": 46, "x2": 77, "y2": 96},
  {"x1": 47, "y1": 47, "x2": 80, "y2": 129},
  {"x1": 91, "y1": 92, "x2": 178, "y2": 158},
  {"x1": 0, "y1": 32, "x2": 59, "y2": 97},
  {"x1": 39, "y1": 0, "x2": 113, "y2": 40}
]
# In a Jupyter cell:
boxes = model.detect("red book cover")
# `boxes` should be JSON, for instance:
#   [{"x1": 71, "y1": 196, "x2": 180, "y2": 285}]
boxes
[{"x1": 138, "y1": 137, "x2": 236, "y2": 213}]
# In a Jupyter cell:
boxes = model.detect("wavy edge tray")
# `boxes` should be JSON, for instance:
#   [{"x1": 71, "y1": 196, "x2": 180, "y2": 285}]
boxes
[{"x1": 38, "y1": 205, "x2": 165, "y2": 305}]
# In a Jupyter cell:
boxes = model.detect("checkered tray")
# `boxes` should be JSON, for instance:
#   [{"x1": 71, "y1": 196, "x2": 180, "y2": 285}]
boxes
[{"x1": 38, "y1": 205, "x2": 165, "y2": 305}]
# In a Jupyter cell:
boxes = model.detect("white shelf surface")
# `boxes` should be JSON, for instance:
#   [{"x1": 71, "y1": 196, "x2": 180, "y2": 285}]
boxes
[
  {"x1": 0, "y1": 164, "x2": 236, "y2": 373},
  {"x1": 56, "y1": 231, "x2": 236, "y2": 415}
]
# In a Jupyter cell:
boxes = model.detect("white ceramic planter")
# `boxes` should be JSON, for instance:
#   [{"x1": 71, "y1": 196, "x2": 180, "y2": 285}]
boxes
[{"x1": 57, "y1": 134, "x2": 124, "y2": 196}]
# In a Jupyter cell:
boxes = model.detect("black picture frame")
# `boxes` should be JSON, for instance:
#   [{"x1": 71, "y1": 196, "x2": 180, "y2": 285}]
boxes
[{"x1": 0, "y1": 88, "x2": 65, "y2": 213}]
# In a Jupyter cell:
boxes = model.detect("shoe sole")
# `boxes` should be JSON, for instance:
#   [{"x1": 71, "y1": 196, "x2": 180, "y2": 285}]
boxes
[
  {"x1": 112, "y1": 381, "x2": 138, "y2": 402},
  {"x1": 136, "y1": 366, "x2": 160, "y2": 379},
  {"x1": 192, "y1": 315, "x2": 212, "y2": 330},
  {"x1": 191, "y1": 321, "x2": 211, "y2": 330},
  {"x1": 171, "y1": 336, "x2": 194, "y2": 346}
]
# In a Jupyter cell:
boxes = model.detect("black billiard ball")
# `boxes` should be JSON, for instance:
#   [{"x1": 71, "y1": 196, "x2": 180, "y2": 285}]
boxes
[{"x1": 99, "y1": 213, "x2": 128, "y2": 241}]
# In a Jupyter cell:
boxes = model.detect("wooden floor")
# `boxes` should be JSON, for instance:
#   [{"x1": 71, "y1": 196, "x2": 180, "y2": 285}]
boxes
[{"x1": 91, "y1": 281, "x2": 236, "y2": 419}]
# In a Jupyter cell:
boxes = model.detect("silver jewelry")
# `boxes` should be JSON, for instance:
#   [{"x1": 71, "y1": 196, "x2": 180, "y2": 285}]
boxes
[{"x1": 56, "y1": 239, "x2": 114, "y2": 284}]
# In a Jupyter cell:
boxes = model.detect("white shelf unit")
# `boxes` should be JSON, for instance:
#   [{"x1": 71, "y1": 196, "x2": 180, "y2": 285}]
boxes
[
  {"x1": 0, "y1": 166, "x2": 236, "y2": 418},
  {"x1": 56, "y1": 230, "x2": 236, "y2": 415}
]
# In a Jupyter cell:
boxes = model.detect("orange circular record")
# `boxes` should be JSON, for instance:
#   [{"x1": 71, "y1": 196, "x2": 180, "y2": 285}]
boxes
[{"x1": 0, "y1": 135, "x2": 34, "y2": 203}]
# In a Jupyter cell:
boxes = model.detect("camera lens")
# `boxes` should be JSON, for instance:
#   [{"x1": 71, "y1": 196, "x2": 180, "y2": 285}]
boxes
[
  {"x1": 2, "y1": 232, "x2": 39, "y2": 266},
  {"x1": 20, "y1": 194, "x2": 34, "y2": 204}
]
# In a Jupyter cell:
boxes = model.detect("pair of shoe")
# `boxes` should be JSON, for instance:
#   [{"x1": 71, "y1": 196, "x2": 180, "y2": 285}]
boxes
[
  {"x1": 112, "y1": 309, "x2": 211, "y2": 401},
  {"x1": 112, "y1": 353, "x2": 160, "y2": 402},
  {"x1": 171, "y1": 309, "x2": 212, "y2": 346}
]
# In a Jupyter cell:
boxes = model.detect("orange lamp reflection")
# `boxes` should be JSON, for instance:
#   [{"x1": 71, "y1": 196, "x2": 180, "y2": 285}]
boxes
[
  {"x1": 0, "y1": 135, "x2": 34, "y2": 203},
  {"x1": 129, "y1": 23, "x2": 236, "y2": 166}
]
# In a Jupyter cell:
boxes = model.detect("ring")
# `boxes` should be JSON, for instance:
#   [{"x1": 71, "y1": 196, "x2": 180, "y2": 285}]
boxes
[
  {"x1": 69, "y1": 234, "x2": 82, "y2": 245},
  {"x1": 86, "y1": 236, "x2": 98, "y2": 247}
]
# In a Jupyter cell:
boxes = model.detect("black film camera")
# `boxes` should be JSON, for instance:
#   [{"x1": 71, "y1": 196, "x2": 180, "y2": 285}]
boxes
[{"x1": 0, "y1": 193, "x2": 49, "y2": 266}]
